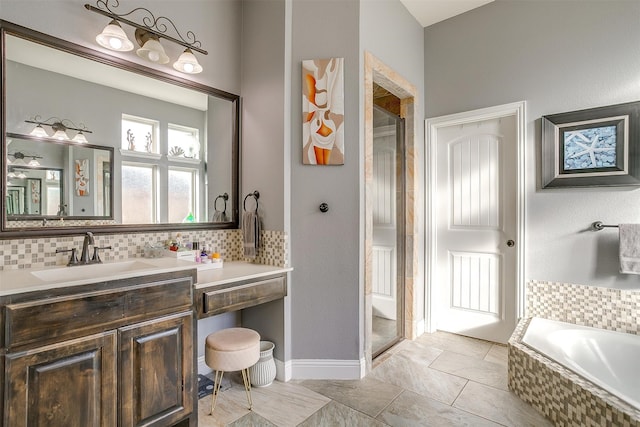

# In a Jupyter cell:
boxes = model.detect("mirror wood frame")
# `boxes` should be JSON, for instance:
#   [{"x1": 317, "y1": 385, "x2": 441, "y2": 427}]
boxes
[{"x1": 0, "y1": 20, "x2": 240, "y2": 239}]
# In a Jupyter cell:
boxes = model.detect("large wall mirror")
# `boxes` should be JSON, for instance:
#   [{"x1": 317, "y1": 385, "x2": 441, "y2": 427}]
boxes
[{"x1": 1, "y1": 20, "x2": 239, "y2": 238}]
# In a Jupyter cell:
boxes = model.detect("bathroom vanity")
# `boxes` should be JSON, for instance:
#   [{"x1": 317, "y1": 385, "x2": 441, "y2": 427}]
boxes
[{"x1": 0, "y1": 259, "x2": 290, "y2": 427}]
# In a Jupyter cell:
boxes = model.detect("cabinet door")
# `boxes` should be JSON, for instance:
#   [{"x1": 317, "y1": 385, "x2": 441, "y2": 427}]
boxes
[
  {"x1": 4, "y1": 331, "x2": 117, "y2": 427},
  {"x1": 119, "y1": 311, "x2": 194, "y2": 427}
]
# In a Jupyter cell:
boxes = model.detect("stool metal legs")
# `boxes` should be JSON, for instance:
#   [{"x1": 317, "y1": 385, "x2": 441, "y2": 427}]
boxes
[
  {"x1": 210, "y1": 370, "x2": 225, "y2": 415},
  {"x1": 241, "y1": 368, "x2": 253, "y2": 410},
  {"x1": 209, "y1": 369, "x2": 254, "y2": 416}
]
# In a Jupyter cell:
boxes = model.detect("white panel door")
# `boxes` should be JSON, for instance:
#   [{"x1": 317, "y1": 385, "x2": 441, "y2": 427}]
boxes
[
  {"x1": 373, "y1": 125, "x2": 397, "y2": 320},
  {"x1": 435, "y1": 115, "x2": 517, "y2": 343}
]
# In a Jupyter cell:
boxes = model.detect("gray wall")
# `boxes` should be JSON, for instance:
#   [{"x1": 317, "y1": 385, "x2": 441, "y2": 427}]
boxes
[
  {"x1": 240, "y1": 0, "x2": 290, "y2": 362},
  {"x1": 240, "y1": 0, "x2": 425, "y2": 362},
  {"x1": 241, "y1": 0, "x2": 288, "y2": 231},
  {"x1": 290, "y1": 0, "x2": 361, "y2": 360},
  {"x1": 424, "y1": 0, "x2": 640, "y2": 289}
]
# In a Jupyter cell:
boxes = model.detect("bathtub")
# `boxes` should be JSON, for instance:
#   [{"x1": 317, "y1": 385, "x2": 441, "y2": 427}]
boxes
[{"x1": 521, "y1": 317, "x2": 640, "y2": 410}]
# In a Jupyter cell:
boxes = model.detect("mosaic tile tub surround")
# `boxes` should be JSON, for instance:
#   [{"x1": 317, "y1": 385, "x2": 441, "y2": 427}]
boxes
[
  {"x1": 0, "y1": 229, "x2": 288, "y2": 270},
  {"x1": 508, "y1": 281, "x2": 640, "y2": 426},
  {"x1": 525, "y1": 280, "x2": 640, "y2": 335}
]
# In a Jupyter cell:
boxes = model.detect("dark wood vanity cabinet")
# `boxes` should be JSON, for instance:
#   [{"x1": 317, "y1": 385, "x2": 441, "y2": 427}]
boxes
[
  {"x1": 5, "y1": 331, "x2": 118, "y2": 426},
  {"x1": 119, "y1": 311, "x2": 193, "y2": 427},
  {"x1": 0, "y1": 270, "x2": 197, "y2": 427}
]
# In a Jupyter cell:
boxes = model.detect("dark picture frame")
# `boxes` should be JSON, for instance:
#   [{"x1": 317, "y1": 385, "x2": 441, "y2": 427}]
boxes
[{"x1": 542, "y1": 101, "x2": 640, "y2": 188}]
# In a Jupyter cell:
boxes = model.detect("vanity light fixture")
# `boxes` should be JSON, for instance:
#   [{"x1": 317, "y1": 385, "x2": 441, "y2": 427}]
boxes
[
  {"x1": 85, "y1": 1, "x2": 207, "y2": 74},
  {"x1": 25, "y1": 116, "x2": 92, "y2": 143},
  {"x1": 30, "y1": 124, "x2": 49, "y2": 138},
  {"x1": 96, "y1": 19, "x2": 134, "y2": 51},
  {"x1": 173, "y1": 49, "x2": 203, "y2": 74},
  {"x1": 51, "y1": 123, "x2": 70, "y2": 141},
  {"x1": 136, "y1": 33, "x2": 169, "y2": 64},
  {"x1": 72, "y1": 131, "x2": 89, "y2": 144}
]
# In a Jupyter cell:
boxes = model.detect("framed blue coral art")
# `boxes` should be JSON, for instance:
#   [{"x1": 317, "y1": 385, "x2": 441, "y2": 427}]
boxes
[{"x1": 542, "y1": 101, "x2": 640, "y2": 188}]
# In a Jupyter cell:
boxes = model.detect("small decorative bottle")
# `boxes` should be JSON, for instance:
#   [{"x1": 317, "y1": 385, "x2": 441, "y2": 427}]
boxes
[{"x1": 249, "y1": 341, "x2": 276, "y2": 387}]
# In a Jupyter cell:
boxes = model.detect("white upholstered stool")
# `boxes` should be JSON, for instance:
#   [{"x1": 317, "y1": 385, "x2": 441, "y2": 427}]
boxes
[{"x1": 205, "y1": 327, "x2": 260, "y2": 415}]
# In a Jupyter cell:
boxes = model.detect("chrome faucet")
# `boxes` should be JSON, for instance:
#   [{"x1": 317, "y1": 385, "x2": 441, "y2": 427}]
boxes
[{"x1": 80, "y1": 231, "x2": 95, "y2": 264}]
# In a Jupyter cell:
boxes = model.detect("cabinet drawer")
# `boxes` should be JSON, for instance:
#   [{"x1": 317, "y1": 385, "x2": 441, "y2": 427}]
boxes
[
  {"x1": 6, "y1": 292, "x2": 125, "y2": 350},
  {"x1": 204, "y1": 276, "x2": 286, "y2": 315},
  {"x1": 5, "y1": 275, "x2": 193, "y2": 350}
]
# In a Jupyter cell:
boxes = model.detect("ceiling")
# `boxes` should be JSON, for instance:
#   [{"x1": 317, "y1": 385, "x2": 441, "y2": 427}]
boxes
[{"x1": 399, "y1": 0, "x2": 494, "y2": 27}]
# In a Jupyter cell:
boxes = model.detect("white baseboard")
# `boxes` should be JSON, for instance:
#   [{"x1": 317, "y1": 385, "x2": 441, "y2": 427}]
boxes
[
  {"x1": 290, "y1": 358, "x2": 365, "y2": 380},
  {"x1": 198, "y1": 356, "x2": 363, "y2": 381},
  {"x1": 275, "y1": 358, "x2": 291, "y2": 382},
  {"x1": 415, "y1": 318, "x2": 425, "y2": 338}
]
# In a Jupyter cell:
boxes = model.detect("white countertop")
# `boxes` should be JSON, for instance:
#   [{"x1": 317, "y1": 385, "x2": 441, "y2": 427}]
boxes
[
  {"x1": 0, "y1": 258, "x2": 291, "y2": 297},
  {"x1": 195, "y1": 261, "x2": 292, "y2": 289},
  {"x1": 0, "y1": 257, "x2": 197, "y2": 296}
]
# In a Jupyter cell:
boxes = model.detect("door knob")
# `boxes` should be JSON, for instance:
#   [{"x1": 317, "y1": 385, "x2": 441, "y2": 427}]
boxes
[{"x1": 506, "y1": 240, "x2": 515, "y2": 247}]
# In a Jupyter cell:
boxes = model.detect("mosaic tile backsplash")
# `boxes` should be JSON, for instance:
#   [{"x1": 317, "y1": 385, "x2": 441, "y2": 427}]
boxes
[
  {"x1": 525, "y1": 280, "x2": 640, "y2": 334},
  {"x1": 0, "y1": 229, "x2": 288, "y2": 270}
]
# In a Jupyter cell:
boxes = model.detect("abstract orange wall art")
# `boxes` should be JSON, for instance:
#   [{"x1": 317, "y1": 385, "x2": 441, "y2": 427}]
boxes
[{"x1": 302, "y1": 58, "x2": 344, "y2": 165}]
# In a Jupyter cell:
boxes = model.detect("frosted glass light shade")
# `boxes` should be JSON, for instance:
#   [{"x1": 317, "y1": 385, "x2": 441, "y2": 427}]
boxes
[
  {"x1": 96, "y1": 20, "x2": 134, "y2": 52},
  {"x1": 72, "y1": 132, "x2": 89, "y2": 144},
  {"x1": 52, "y1": 129, "x2": 70, "y2": 140},
  {"x1": 30, "y1": 124, "x2": 49, "y2": 138},
  {"x1": 28, "y1": 158, "x2": 40, "y2": 167},
  {"x1": 173, "y1": 49, "x2": 203, "y2": 74},
  {"x1": 137, "y1": 38, "x2": 169, "y2": 64}
]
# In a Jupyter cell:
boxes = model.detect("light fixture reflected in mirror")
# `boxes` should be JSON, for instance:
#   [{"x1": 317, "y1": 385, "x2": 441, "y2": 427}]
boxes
[
  {"x1": 9, "y1": 152, "x2": 26, "y2": 166},
  {"x1": 25, "y1": 116, "x2": 92, "y2": 143},
  {"x1": 96, "y1": 19, "x2": 134, "y2": 51},
  {"x1": 173, "y1": 49, "x2": 202, "y2": 74},
  {"x1": 8, "y1": 152, "x2": 43, "y2": 167},
  {"x1": 85, "y1": 1, "x2": 208, "y2": 74}
]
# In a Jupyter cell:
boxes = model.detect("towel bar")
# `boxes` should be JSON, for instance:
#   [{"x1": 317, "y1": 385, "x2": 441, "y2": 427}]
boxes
[{"x1": 592, "y1": 221, "x2": 618, "y2": 231}]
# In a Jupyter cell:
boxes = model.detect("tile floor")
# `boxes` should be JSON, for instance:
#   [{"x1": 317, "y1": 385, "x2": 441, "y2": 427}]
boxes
[{"x1": 198, "y1": 331, "x2": 552, "y2": 426}]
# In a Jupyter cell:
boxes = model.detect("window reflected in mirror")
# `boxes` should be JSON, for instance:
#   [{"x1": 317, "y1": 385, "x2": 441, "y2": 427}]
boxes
[{"x1": 1, "y1": 22, "x2": 240, "y2": 237}]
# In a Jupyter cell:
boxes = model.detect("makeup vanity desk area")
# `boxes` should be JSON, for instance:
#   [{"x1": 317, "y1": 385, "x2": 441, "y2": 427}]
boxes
[{"x1": 194, "y1": 262, "x2": 292, "y2": 318}]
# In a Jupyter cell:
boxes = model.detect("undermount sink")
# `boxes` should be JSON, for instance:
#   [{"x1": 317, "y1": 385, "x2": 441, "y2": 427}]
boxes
[{"x1": 31, "y1": 260, "x2": 156, "y2": 283}]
